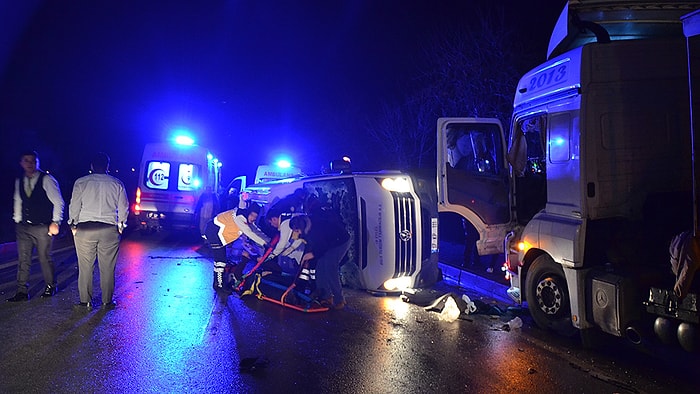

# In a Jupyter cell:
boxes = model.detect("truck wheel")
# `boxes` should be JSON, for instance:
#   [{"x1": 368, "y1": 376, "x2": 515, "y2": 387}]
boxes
[{"x1": 525, "y1": 254, "x2": 576, "y2": 337}]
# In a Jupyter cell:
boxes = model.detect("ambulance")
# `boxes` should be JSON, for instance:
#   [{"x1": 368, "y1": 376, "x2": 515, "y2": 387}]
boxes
[{"x1": 133, "y1": 137, "x2": 222, "y2": 231}]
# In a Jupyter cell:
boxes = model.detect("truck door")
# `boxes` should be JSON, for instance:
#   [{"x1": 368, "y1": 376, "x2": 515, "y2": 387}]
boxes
[{"x1": 437, "y1": 117, "x2": 514, "y2": 254}]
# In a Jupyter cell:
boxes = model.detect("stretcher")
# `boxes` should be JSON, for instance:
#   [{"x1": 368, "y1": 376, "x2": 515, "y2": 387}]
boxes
[{"x1": 233, "y1": 237, "x2": 328, "y2": 313}]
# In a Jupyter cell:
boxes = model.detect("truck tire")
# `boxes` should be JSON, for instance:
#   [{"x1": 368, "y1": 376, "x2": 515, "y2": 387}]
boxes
[{"x1": 525, "y1": 254, "x2": 576, "y2": 337}]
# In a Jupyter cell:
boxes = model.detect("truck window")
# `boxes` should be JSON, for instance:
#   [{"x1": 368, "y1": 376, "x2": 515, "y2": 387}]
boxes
[
  {"x1": 443, "y1": 122, "x2": 510, "y2": 225},
  {"x1": 510, "y1": 114, "x2": 547, "y2": 223},
  {"x1": 549, "y1": 113, "x2": 571, "y2": 164},
  {"x1": 446, "y1": 124, "x2": 501, "y2": 176}
]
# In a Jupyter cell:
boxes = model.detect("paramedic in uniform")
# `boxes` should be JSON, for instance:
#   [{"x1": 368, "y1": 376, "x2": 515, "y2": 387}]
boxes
[
  {"x1": 7, "y1": 150, "x2": 65, "y2": 302},
  {"x1": 69, "y1": 152, "x2": 129, "y2": 309},
  {"x1": 264, "y1": 207, "x2": 306, "y2": 266},
  {"x1": 203, "y1": 203, "x2": 270, "y2": 292}
]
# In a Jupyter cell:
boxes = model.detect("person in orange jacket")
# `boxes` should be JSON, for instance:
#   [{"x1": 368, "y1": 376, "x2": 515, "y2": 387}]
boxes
[{"x1": 203, "y1": 202, "x2": 270, "y2": 292}]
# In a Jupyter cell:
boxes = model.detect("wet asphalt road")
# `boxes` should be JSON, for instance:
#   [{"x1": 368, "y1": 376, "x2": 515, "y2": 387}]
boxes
[{"x1": 0, "y1": 231, "x2": 698, "y2": 393}]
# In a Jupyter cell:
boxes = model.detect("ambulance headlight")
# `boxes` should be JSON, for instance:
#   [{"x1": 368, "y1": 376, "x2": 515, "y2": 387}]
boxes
[
  {"x1": 379, "y1": 177, "x2": 411, "y2": 193},
  {"x1": 383, "y1": 276, "x2": 412, "y2": 291}
]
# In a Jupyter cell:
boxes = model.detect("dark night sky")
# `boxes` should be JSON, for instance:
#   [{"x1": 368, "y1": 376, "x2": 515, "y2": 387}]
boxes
[{"x1": 0, "y1": 0, "x2": 565, "y2": 239}]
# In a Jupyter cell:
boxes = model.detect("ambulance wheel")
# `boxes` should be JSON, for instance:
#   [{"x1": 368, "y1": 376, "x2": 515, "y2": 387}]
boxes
[{"x1": 525, "y1": 254, "x2": 576, "y2": 337}]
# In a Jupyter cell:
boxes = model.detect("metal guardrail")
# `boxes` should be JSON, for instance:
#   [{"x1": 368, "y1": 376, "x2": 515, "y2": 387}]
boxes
[{"x1": 0, "y1": 234, "x2": 75, "y2": 269}]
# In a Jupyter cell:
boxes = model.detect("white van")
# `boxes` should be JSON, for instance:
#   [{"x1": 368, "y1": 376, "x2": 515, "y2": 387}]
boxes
[
  {"x1": 240, "y1": 162, "x2": 440, "y2": 292},
  {"x1": 133, "y1": 141, "x2": 222, "y2": 231}
]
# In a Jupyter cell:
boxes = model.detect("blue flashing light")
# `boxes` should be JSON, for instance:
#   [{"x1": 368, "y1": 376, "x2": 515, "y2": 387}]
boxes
[
  {"x1": 275, "y1": 159, "x2": 292, "y2": 169},
  {"x1": 174, "y1": 135, "x2": 195, "y2": 146},
  {"x1": 207, "y1": 153, "x2": 213, "y2": 160},
  {"x1": 192, "y1": 178, "x2": 202, "y2": 188}
]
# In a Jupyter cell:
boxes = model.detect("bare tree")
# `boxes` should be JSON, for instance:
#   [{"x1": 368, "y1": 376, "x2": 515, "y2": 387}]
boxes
[
  {"x1": 367, "y1": 99, "x2": 436, "y2": 169},
  {"x1": 368, "y1": 7, "x2": 532, "y2": 170}
]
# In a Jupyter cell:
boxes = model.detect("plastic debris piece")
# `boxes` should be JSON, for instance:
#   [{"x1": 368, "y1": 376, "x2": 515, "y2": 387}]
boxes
[
  {"x1": 502, "y1": 316, "x2": 523, "y2": 331},
  {"x1": 438, "y1": 296, "x2": 461, "y2": 322},
  {"x1": 461, "y1": 294, "x2": 478, "y2": 314}
]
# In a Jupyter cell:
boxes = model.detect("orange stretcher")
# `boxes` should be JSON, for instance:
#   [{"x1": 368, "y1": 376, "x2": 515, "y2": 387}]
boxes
[{"x1": 233, "y1": 237, "x2": 328, "y2": 313}]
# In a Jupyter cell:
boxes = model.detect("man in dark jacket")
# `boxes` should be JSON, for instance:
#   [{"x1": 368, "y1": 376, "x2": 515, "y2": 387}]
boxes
[
  {"x1": 290, "y1": 211, "x2": 350, "y2": 310},
  {"x1": 8, "y1": 150, "x2": 64, "y2": 302}
]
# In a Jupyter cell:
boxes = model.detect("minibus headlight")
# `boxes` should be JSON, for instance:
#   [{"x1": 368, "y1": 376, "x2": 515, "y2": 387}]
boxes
[
  {"x1": 383, "y1": 276, "x2": 412, "y2": 291},
  {"x1": 379, "y1": 177, "x2": 411, "y2": 193}
]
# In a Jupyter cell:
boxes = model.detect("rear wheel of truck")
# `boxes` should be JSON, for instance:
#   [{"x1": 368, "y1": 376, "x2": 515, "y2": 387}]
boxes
[{"x1": 525, "y1": 254, "x2": 576, "y2": 337}]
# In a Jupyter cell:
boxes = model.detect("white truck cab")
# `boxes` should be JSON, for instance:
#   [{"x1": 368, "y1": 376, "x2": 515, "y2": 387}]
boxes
[{"x1": 438, "y1": 1, "x2": 700, "y2": 348}]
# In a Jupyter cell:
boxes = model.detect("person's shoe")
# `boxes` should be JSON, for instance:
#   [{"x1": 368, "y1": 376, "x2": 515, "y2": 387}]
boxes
[
  {"x1": 317, "y1": 297, "x2": 333, "y2": 308},
  {"x1": 7, "y1": 292, "x2": 29, "y2": 302},
  {"x1": 102, "y1": 300, "x2": 117, "y2": 310},
  {"x1": 331, "y1": 300, "x2": 347, "y2": 310},
  {"x1": 41, "y1": 285, "x2": 57, "y2": 298},
  {"x1": 214, "y1": 283, "x2": 233, "y2": 294},
  {"x1": 73, "y1": 302, "x2": 92, "y2": 311}
]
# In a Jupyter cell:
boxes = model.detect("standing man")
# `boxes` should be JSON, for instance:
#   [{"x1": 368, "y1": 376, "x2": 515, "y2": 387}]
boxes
[
  {"x1": 68, "y1": 152, "x2": 129, "y2": 310},
  {"x1": 8, "y1": 150, "x2": 65, "y2": 302},
  {"x1": 195, "y1": 185, "x2": 219, "y2": 238}
]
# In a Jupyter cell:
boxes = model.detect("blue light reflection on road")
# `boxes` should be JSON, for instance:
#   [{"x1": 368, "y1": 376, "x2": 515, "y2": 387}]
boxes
[{"x1": 105, "y1": 239, "x2": 227, "y2": 390}]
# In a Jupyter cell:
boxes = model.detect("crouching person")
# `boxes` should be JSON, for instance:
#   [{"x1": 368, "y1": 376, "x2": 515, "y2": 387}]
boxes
[
  {"x1": 204, "y1": 202, "x2": 269, "y2": 293},
  {"x1": 289, "y1": 214, "x2": 350, "y2": 310}
]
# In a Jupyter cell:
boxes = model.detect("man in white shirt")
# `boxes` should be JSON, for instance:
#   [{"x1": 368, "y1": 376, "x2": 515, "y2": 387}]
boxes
[{"x1": 68, "y1": 152, "x2": 129, "y2": 310}]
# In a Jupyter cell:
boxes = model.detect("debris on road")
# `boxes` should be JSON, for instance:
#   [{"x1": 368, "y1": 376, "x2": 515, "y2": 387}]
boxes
[
  {"x1": 239, "y1": 357, "x2": 269, "y2": 373},
  {"x1": 502, "y1": 316, "x2": 523, "y2": 331}
]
